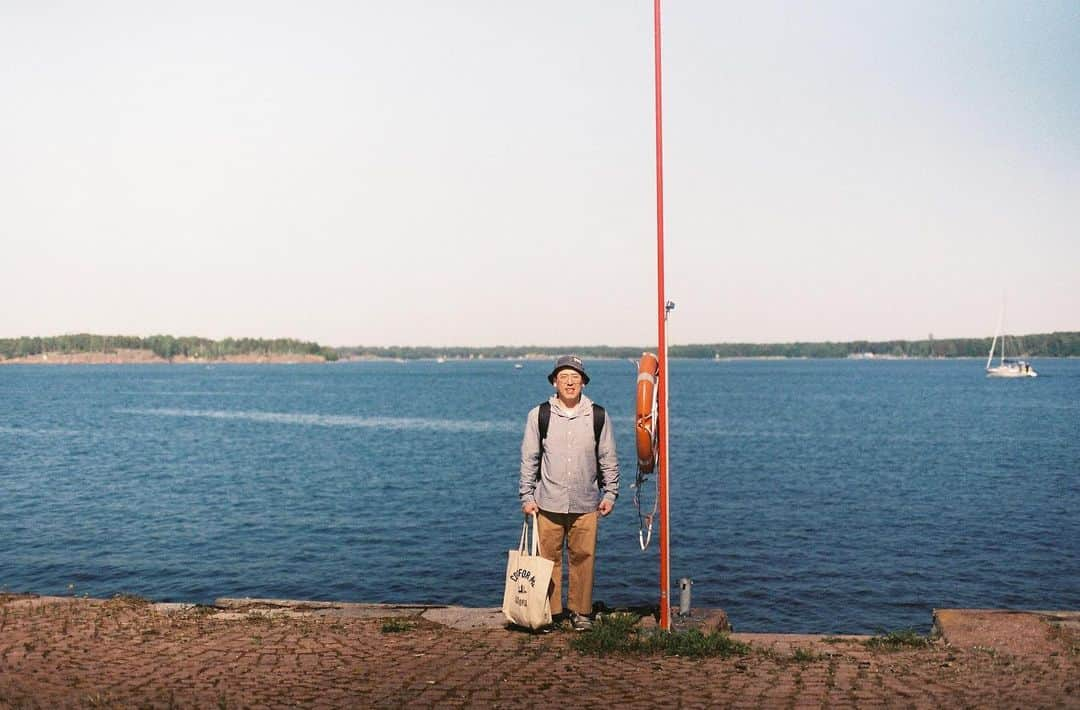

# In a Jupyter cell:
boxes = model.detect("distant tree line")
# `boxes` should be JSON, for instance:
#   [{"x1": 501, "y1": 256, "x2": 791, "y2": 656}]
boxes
[
  {"x1": 338, "y1": 331, "x2": 1080, "y2": 360},
  {"x1": 335, "y1": 345, "x2": 643, "y2": 360},
  {"x1": 678, "y1": 331, "x2": 1080, "y2": 359},
  {"x1": 0, "y1": 333, "x2": 338, "y2": 361},
  {"x1": 5, "y1": 332, "x2": 1077, "y2": 363}
]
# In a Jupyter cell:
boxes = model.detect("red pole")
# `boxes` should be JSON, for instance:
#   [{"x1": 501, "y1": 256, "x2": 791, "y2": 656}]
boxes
[{"x1": 652, "y1": 0, "x2": 671, "y2": 631}]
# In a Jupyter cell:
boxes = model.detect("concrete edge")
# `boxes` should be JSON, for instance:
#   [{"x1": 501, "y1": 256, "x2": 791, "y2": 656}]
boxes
[
  {"x1": 932, "y1": 607, "x2": 1079, "y2": 635},
  {"x1": 6, "y1": 595, "x2": 1076, "y2": 640}
]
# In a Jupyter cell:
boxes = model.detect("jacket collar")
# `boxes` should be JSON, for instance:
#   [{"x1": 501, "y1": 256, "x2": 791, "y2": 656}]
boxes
[{"x1": 549, "y1": 393, "x2": 593, "y2": 419}]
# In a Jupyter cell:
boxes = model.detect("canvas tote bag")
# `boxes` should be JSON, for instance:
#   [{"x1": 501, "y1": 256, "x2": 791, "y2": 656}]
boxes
[{"x1": 502, "y1": 512, "x2": 554, "y2": 629}]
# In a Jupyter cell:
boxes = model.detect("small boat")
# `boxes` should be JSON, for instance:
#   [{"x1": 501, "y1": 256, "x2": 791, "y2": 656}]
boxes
[
  {"x1": 513, "y1": 363, "x2": 524, "y2": 369},
  {"x1": 986, "y1": 358, "x2": 1036, "y2": 378},
  {"x1": 986, "y1": 306, "x2": 1037, "y2": 378}
]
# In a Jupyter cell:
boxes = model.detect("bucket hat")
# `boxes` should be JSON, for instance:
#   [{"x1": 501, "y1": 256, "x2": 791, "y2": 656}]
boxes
[{"x1": 547, "y1": 354, "x2": 590, "y2": 385}]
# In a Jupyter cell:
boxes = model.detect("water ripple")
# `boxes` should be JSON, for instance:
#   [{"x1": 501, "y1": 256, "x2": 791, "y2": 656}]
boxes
[{"x1": 114, "y1": 406, "x2": 517, "y2": 433}]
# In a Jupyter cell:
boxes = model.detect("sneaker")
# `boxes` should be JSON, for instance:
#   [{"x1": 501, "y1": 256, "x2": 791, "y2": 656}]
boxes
[{"x1": 570, "y1": 613, "x2": 593, "y2": 632}]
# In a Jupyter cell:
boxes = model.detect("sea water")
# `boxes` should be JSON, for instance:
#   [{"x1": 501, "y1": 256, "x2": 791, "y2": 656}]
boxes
[{"x1": 1, "y1": 358, "x2": 1076, "y2": 633}]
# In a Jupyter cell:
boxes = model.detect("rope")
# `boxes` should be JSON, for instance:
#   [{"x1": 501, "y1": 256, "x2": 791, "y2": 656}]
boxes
[{"x1": 633, "y1": 363, "x2": 660, "y2": 551}]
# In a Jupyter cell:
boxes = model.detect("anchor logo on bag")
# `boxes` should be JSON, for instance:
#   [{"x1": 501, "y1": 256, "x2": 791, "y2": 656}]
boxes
[{"x1": 509, "y1": 568, "x2": 537, "y2": 587}]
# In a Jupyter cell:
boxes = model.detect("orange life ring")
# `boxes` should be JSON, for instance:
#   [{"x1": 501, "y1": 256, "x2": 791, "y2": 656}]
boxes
[{"x1": 635, "y1": 352, "x2": 659, "y2": 473}]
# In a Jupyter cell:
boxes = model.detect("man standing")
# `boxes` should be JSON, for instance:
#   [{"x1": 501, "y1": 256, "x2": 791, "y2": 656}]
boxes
[{"x1": 519, "y1": 355, "x2": 619, "y2": 631}]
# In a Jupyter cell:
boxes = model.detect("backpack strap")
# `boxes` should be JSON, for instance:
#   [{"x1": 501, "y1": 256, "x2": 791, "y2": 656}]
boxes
[
  {"x1": 533, "y1": 402, "x2": 550, "y2": 480},
  {"x1": 592, "y1": 404, "x2": 606, "y2": 492},
  {"x1": 538, "y1": 401, "x2": 551, "y2": 449},
  {"x1": 591, "y1": 404, "x2": 605, "y2": 459}
]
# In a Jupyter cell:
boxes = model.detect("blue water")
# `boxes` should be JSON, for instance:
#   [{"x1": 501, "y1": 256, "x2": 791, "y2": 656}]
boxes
[{"x1": 1, "y1": 359, "x2": 1077, "y2": 633}]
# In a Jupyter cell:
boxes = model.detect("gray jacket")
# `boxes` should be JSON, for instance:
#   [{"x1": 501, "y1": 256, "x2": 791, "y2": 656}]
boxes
[{"x1": 519, "y1": 394, "x2": 619, "y2": 514}]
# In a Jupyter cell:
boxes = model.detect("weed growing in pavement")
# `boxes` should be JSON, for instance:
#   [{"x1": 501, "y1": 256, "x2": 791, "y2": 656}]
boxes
[
  {"x1": 84, "y1": 691, "x2": 117, "y2": 708},
  {"x1": 792, "y1": 647, "x2": 823, "y2": 663},
  {"x1": 1048, "y1": 622, "x2": 1080, "y2": 656},
  {"x1": 655, "y1": 629, "x2": 751, "y2": 658},
  {"x1": 380, "y1": 618, "x2": 415, "y2": 633},
  {"x1": 569, "y1": 613, "x2": 639, "y2": 655},
  {"x1": 570, "y1": 612, "x2": 751, "y2": 658},
  {"x1": 182, "y1": 604, "x2": 219, "y2": 619},
  {"x1": 825, "y1": 659, "x2": 838, "y2": 689},
  {"x1": 243, "y1": 611, "x2": 277, "y2": 627},
  {"x1": 525, "y1": 644, "x2": 549, "y2": 661},
  {"x1": 752, "y1": 646, "x2": 784, "y2": 662},
  {"x1": 865, "y1": 629, "x2": 933, "y2": 651},
  {"x1": 107, "y1": 593, "x2": 151, "y2": 609}
]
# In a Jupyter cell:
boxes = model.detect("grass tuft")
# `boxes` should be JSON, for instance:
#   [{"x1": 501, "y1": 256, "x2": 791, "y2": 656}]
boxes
[
  {"x1": 380, "y1": 618, "x2": 415, "y2": 633},
  {"x1": 569, "y1": 613, "x2": 640, "y2": 654},
  {"x1": 570, "y1": 613, "x2": 751, "y2": 658},
  {"x1": 1048, "y1": 622, "x2": 1080, "y2": 657},
  {"x1": 865, "y1": 629, "x2": 932, "y2": 651},
  {"x1": 107, "y1": 593, "x2": 151, "y2": 608},
  {"x1": 792, "y1": 647, "x2": 823, "y2": 663}
]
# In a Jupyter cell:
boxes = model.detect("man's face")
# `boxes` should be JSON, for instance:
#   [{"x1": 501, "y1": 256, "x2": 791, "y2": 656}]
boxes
[{"x1": 554, "y1": 369, "x2": 583, "y2": 402}]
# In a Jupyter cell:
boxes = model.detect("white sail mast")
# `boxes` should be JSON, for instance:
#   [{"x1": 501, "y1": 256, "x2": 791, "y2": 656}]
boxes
[{"x1": 986, "y1": 303, "x2": 1004, "y2": 370}]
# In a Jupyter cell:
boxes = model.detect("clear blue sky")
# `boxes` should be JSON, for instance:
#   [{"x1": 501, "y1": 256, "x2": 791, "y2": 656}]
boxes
[{"x1": 2, "y1": 1, "x2": 1076, "y2": 347}]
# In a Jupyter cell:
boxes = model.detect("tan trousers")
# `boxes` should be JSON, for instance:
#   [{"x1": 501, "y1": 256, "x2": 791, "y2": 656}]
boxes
[{"x1": 536, "y1": 510, "x2": 598, "y2": 617}]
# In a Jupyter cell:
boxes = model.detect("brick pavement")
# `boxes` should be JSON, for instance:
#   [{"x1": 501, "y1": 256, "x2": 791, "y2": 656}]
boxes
[{"x1": 0, "y1": 594, "x2": 1076, "y2": 709}]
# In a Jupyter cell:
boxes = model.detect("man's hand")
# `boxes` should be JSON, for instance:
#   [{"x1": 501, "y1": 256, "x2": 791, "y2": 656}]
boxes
[
  {"x1": 597, "y1": 499, "x2": 614, "y2": 516},
  {"x1": 522, "y1": 501, "x2": 539, "y2": 515}
]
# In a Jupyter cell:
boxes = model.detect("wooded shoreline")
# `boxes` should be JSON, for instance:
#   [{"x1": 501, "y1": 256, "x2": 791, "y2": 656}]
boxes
[
  {"x1": 3, "y1": 331, "x2": 1079, "y2": 364},
  {"x1": 0, "y1": 348, "x2": 327, "y2": 365}
]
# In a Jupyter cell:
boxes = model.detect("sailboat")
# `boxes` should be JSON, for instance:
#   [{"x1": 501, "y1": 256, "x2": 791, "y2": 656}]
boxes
[{"x1": 985, "y1": 307, "x2": 1037, "y2": 378}]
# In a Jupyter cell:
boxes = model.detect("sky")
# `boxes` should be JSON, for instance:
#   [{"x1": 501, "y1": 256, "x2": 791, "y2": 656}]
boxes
[{"x1": 2, "y1": 1, "x2": 1077, "y2": 347}]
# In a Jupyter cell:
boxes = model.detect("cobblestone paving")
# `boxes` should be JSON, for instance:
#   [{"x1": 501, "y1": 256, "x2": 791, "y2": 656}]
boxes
[{"x1": 1, "y1": 596, "x2": 1076, "y2": 709}]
